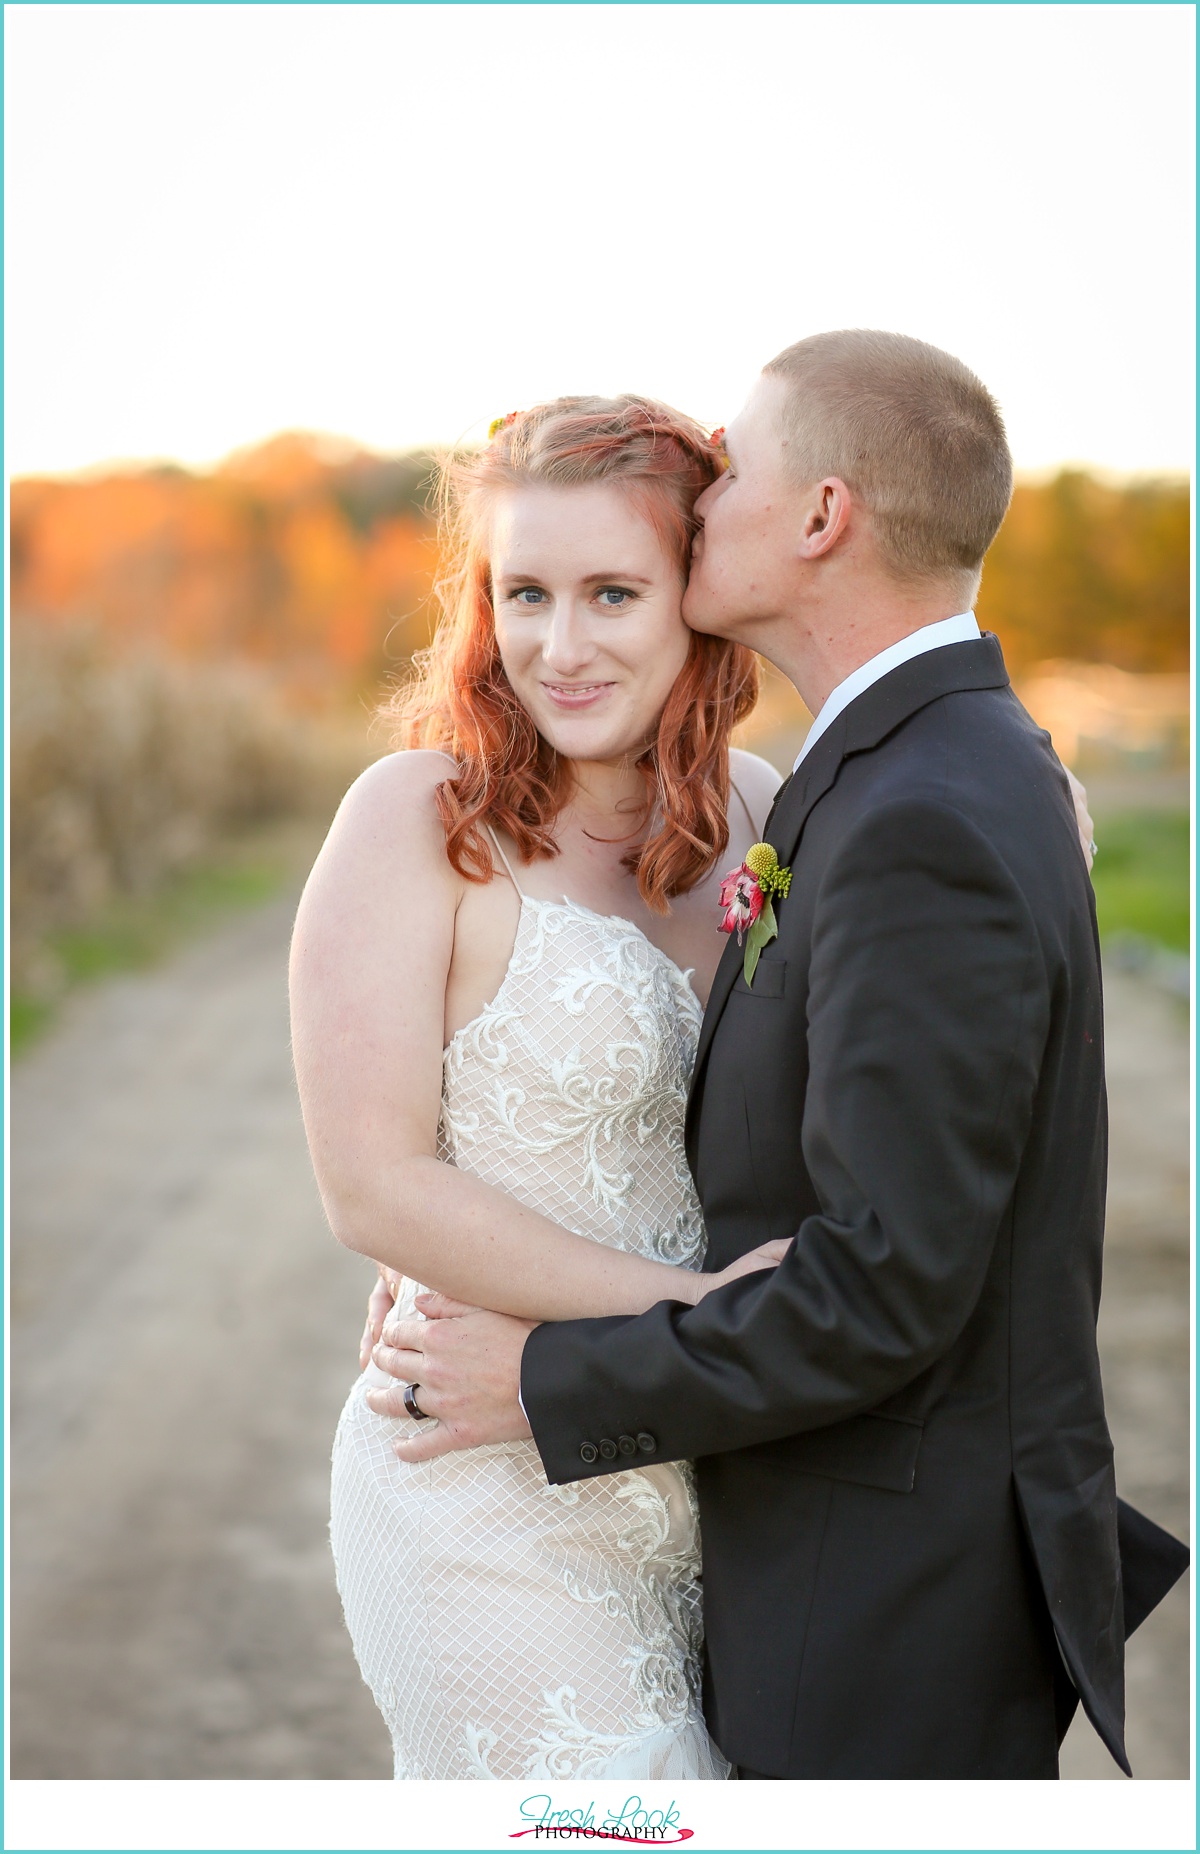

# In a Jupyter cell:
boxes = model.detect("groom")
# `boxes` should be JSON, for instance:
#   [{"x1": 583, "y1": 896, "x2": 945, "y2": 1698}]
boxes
[{"x1": 370, "y1": 331, "x2": 1186, "y2": 1777}]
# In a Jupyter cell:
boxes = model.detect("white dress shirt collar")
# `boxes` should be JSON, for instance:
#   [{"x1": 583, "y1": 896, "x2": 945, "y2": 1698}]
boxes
[{"x1": 793, "y1": 612, "x2": 981, "y2": 770}]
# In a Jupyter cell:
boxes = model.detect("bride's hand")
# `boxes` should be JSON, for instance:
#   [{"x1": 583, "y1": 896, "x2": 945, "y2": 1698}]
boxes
[
  {"x1": 360, "y1": 1266, "x2": 404, "y2": 1369},
  {"x1": 690, "y1": 1238, "x2": 792, "y2": 1302}
]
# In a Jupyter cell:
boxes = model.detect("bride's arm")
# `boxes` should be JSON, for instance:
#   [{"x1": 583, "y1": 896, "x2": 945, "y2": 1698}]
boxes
[{"x1": 291, "y1": 751, "x2": 763, "y2": 1324}]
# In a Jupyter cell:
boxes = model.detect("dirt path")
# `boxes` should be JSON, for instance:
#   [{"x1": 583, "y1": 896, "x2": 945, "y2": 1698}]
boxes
[
  {"x1": 1058, "y1": 969, "x2": 1191, "y2": 1779},
  {"x1": 10, "y1": 888, "x2": 391, "y2": 1777},
  {"x1": 10, "y1": 898, "x2": 1190, "y2": 1779}
]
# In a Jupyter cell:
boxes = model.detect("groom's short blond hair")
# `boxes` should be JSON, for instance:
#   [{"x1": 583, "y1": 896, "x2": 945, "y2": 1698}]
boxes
[{"x1": 764, "y1": 330, "x2": 1013, "y2": 595}]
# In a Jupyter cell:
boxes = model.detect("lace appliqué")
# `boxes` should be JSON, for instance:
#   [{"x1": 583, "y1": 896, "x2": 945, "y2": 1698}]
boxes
[{"x1": 440, "y1": 900, "x2": 706, "y2": 1267}]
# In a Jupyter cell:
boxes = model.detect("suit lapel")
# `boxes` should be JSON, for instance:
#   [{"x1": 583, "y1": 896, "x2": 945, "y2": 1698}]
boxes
[
  {"x1": 758, "y1": 768, "x2": 795, "y2": 839},
  {"x1": 688, "y1": 718, "x2": 849, "y2": 1107},
  {"x1": 686, "y1": 634, "x2": 1011, "y2": 1132}
]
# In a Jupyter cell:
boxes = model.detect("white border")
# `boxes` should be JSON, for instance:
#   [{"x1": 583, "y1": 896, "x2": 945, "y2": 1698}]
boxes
[{"x1": 2, "y1": 1777, "x2": 1198, "y2": 1854}]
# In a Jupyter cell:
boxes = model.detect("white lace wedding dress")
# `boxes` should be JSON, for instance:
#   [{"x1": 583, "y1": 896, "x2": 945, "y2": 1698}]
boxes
[{"x1": 330, "y1": 845, "x2": 730, "y2": 1781}]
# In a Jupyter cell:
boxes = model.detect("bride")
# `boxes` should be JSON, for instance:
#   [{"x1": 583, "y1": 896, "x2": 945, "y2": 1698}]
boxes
[{"x1": 289, "y1": 395, "x2": 786, "y2": 1781}]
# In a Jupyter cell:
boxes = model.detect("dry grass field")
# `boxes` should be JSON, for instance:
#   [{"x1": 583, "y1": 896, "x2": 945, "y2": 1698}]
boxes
[{"x1": 10, "y1": 620, "x2": 371, "y2": 1048}]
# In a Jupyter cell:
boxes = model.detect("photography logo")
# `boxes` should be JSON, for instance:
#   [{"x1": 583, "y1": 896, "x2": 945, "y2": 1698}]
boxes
[{"x1": 511, "y1": 1794, "x2": 693, "y2": 1844}]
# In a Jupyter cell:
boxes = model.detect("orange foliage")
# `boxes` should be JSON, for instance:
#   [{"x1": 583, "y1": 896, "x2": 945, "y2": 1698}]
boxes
[
  {"x1": 10, "y1": 434, "x2": 441, "y2": 704},
  {"x1": 979, "y1": 472, "x2": 1189, "y2": 673},
  {"x1": 11, "y1": 442, "x2": 1188, "y2": 708}
]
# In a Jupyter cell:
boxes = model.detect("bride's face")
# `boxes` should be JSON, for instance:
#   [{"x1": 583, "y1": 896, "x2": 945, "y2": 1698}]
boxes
[{"x1": 490, "y1": 481, "x2": 692, "y2": 766}]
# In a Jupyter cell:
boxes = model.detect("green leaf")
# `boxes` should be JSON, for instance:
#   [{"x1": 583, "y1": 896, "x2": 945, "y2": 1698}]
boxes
[{"x1": 743, "y1": 898, "x2": 778, "y2": 987}]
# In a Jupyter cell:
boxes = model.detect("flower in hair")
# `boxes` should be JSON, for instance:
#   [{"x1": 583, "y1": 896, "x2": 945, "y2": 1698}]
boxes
[
  {"x1": 488, "y1": 411, "x2": 521, "y2": 439},
  {"x1": 709, "y1": 427, "x2": 726, "y2": 449},
  {"x1": 717, "y1": 841, "x2": 792, "y2": 986}
]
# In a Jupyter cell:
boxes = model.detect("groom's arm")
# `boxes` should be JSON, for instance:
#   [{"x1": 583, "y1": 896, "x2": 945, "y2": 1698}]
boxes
[{"x1": 521, "y1": 797, "x2": 1054, "y2": 1483}]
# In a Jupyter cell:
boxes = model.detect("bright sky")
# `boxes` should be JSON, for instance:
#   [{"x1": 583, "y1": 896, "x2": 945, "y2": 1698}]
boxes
[{"x1": 5, "y1": 2, "x2": 1195, "y2": 478}]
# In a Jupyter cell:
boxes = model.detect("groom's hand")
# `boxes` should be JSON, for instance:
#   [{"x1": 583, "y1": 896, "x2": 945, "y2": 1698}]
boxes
[{"x1": 365, "y1": 1292, "x2": 536, "y2": 1461}]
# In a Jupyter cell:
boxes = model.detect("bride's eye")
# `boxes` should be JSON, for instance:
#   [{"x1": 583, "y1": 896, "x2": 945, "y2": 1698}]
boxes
[
  {"x1": 510, "y1": 587, "x2": 547, "y2": 606},
  {"x1": 596, "y1": 587, "x2": 635, "y2": 608}
]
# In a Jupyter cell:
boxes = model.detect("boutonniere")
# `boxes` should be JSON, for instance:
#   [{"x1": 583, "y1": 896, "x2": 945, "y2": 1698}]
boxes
[{"x1": 717, "y1": 842, "x2": 793, "y2": 987}]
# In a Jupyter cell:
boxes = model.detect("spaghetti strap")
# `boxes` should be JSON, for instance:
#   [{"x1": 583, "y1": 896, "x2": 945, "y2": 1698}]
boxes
[
  {"x1": 486, "y1": 825, "x2": 526, "y2": 898},
  {"x1": 730, "y1": 777, "x2": 757, "y2": 841}
]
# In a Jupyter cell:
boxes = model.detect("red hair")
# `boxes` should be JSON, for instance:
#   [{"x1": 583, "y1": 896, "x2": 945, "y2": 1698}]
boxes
[{"x1": 383, "y1": 395, "x2": 759, "y2": 911}]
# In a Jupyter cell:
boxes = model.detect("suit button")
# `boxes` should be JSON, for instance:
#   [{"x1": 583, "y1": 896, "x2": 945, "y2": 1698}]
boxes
[
  {"x1": 579, "y1": 1443, "x2": 598, "y2": 1464},
  {"x1": 617, "y1": 1434, "x2": 637, "y2": 1456},
  {"x1": 598, "y1": 1438, "x2": 618, "y2": 1460},
  {"x1": 636, "y1": 1431, "x2": 657, "y2": 1453}
]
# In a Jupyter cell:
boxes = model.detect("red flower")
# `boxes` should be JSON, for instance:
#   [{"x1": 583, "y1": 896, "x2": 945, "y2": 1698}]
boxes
[{"x1": 718, "y1": 864, "x2": 764, "y2": 943}]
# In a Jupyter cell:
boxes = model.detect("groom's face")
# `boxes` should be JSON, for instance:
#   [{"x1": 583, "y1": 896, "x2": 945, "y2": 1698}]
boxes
[{"x1": 682, "y1": 373, "x2": 806, "y2": 640}]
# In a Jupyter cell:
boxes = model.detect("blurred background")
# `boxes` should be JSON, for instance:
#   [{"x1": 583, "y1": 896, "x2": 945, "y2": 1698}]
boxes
[{"x1": 7, "y1": 0, "x2": 1192, "y2": 1791}]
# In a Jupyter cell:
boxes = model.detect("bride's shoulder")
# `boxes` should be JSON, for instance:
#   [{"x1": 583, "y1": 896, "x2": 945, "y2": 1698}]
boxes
[
  {"x1": 347, "y1": 746, "x2": 458, "y2": 807},
  {"x1": 729, "y1": 747, "x2": 786, "y2": 837},
  {"x1": 293, "y1": 749, "x2": 463, "y2": 989},
  {"x1": 317, "y1": 748, "x2": 460, "y2": 878}
]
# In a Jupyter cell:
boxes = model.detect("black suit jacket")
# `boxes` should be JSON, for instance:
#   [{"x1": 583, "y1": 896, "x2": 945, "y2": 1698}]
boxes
[{"x1": 522, "y1": 636, "x2": 1185, "y2": 1777}]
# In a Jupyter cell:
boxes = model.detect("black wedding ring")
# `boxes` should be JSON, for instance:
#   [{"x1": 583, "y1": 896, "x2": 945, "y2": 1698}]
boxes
[{"x1": 402, "y1": 1382, "x2": 432, "y2": 1420}]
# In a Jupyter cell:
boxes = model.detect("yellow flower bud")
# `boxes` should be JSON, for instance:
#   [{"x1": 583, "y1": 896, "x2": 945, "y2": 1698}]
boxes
[{"x1": 744, "y1": 842, "x2": 778, "y2": 879}]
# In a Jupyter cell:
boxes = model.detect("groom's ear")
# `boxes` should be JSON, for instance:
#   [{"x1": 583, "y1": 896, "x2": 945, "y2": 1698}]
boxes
[{"x1": 797, "y1": 476, "x2": 853, "y2": 560}]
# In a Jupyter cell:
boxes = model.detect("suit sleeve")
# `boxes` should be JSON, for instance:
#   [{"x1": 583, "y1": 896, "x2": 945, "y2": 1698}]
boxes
[{"x1": 521, "y1": 798, "x2": 1053, "y2": 1485}]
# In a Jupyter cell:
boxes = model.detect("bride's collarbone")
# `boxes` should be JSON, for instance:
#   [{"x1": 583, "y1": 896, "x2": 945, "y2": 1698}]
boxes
[
  {"x1": 450, "y1": 805, "x2": 742, "y2": 1017},
  {"x1": 443, "y1": 853, "x2": 715, "y2": 1040},
  {"x1": 507, "y1": 857, "x2": 714, "y2": 988}
]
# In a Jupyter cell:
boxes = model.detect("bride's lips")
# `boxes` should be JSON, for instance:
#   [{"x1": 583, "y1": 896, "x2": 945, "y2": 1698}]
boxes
[{"x1": 541, "y1": 681, "x2": 617, "y2": 710}]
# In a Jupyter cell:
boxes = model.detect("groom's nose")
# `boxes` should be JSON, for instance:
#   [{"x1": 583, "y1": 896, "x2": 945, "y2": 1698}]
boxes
[{"x1": 693, "y1": 473, "x2": 722, "y2": 520}]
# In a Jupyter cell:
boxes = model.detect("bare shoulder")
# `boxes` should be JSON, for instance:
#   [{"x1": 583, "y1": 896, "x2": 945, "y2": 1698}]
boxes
[
  {"x1": 339, "y1": 745, "x2": 457, "y2": 813},
  {"x1": 303, "y1": 748, "x2": 461, "y2": 910},
  {"x1": 329, "y1": 748, "x2": 456, "y2": 849},
  {"x1": 729, "y1": 747, "x2": 786, "y2": 837}
]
